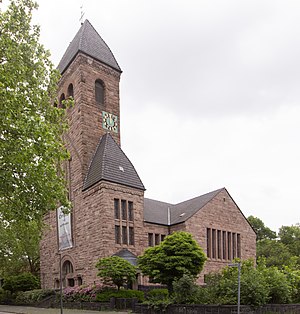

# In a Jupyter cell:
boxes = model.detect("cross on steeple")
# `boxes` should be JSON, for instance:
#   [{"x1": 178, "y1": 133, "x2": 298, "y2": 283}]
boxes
[{"x1": 79, "y1": 5, "x2": 85, "y2": 25}]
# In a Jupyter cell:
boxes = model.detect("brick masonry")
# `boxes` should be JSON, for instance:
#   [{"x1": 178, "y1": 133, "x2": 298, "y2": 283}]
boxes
[{"x1": 40, "y1": 39, "x2": 256, "y2": 289}]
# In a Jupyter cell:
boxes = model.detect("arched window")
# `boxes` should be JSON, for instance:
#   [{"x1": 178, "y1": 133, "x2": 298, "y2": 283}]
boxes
[
  {"x1": 62, "y1": 260, "x2": 73, "y2": 276},
  {"x1": 59, "y1": 93, "x2": 66, "y2": 108},
  {"x1": 95, "y1": 79, "x2": 104, "y2": 104},
  {"x1": 67, "y1": 83, "x2": 74, "y2": 99}
]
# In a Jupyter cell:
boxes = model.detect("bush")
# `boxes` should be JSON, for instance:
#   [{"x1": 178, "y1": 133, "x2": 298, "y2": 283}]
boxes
[
  {"x1": 172, "y1": 274, "x2": 198, "y2": 304},
  {"x1": 144, "y1": 288, "x2": 172, "y2": 311},
  {"x1": 15, "y1": 289, "x2": 55, "y2": 305},
  {"x1": 146, "y1": 288, "x2": 169, "y2": 301},
  {"x1": 0, "y1": 288, "x2": 12, "y2": 304},
  {"x1": 2, "y1": 273, "x2": 40, "y2": 293},
  {"x1": 95, "y1": 288, "x2": 144, "y2": 302},
  {"x1": 203, "y1": 260, "x2": 269, "y2": 307},
  {"x1": 63, "y1": 284, "x2": 103, "y2": 302}
]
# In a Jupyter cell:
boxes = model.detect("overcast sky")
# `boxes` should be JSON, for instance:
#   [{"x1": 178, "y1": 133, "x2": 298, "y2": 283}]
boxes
[{"x1": 4, "y1": 0, "x2": 300, "y2": 231}]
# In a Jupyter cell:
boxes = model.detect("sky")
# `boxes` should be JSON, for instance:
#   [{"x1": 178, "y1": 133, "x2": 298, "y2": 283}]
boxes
[{"x1": 3, "y1": 0, "x2": 300, "y2": 231}]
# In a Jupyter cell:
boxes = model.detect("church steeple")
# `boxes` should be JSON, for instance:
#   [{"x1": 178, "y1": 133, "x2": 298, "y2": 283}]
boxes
[
  {"x1": 57, "y1": 20, "x2": 122, "y2": 186},
  {"x1": 58, "y1": 19, "x2": 121, "y2": 74}
]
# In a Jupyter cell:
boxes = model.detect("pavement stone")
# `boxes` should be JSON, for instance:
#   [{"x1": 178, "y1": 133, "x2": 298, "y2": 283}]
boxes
[{"x1": 0, "y1": 305, "x2": 129, "y2": 314}]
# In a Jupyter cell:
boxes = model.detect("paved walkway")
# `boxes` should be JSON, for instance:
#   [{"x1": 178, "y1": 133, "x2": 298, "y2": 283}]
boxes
[{"x1": 0, "y1": 305, "x2": 129, "y2": 314}]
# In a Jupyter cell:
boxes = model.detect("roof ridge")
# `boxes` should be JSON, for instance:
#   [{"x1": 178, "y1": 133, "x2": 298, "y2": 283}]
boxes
[
  {"x1": 81, "y1": 19, "x2": 122, "y2": 72},
  {"x1": 144, "y1": 197, "x2": 174, "y2": 206},
  {"x1": 174, "y1": 187, "x2": 224, "y2": 206},
  {"x1": 78, "y1": 19, "x2": 88, "y2": 51}
]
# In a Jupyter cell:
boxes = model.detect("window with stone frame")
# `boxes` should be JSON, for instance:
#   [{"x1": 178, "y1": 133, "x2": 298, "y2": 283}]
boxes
[
  {"x1": 148, "y1": 233, "x2": 154, "y2": 246},
  {"x1": 148, "y1": 232, "x2": 166, "y2": 246},
  {"x1": 128, "y1": 201, "x2": 134, "y2": 221},
  {"x1": 114, "y1": 199, "x2": 134, "y2": 246},
  {"x1": 206, "y1": 228, "x2": 241, "y2": 261}
]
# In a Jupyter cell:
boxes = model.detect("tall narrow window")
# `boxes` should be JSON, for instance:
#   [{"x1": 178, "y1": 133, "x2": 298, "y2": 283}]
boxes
[
  {"x1": 114, "y1": 199, "x2": 120, "y2": 219},
  {"x1": 228, "y1": 232, "x2": 232, "y2": 260},
  {"x1": 155, "y1": 234, "x2": 160, "y2": 245},
  {"x1": 95, "y1": 79, "x2": 104, "y2": 104},
  {"x1": 237, "y1": 233, "x2": 241, "y2": 258},
  {"x1": 217, "y1": 230, "x2": 221, "y2": 259},
  {"x1": 121, "y1": 200, "x2": 127, "y2": 220},
  {"x1": 148, "y1": 233, "x2": 154, "y2": 247},
  {"x1": 67, "y1": 83, "x2": 74, "y2": 98},
  {"x1": 161, "y1": 234, "x2": 166, "y2": 242},
  {"x1": 232, "y1": 233, "x2": 236, "y2": 258},
  {"x1": 129, "y1": 227, "x2": 134, "y2": 245},
  {"x1": 115, "y1": 225, "x2": 121, "y2": 244},
  {"x1": 222, "y1": 231, "x2": 227, "y2": 260},
  {"x1": 207, "y1": 228, "x2": 211, "y2": 258},
  {"x1": 128, "y1": 201, "x2": 134, "y2": 221},
  {"x1": 212, "y1": 229, "x2": 216, "y2": 258},
  {"x1": 122, "y1": 226, "x2": 127, "y2": 244}
]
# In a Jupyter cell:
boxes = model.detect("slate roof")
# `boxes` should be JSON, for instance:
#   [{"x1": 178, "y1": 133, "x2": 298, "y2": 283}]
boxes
[
  {"x1": 82, "y1": 133, "x2": 145, "y2": 191},
  {"x1": 58, "y1": 19, "x2": 121, "y2": 74},
  {"x1": 144, "y1": 188, "x2": 224, "y2": 225},
  {"x1": 113, "y1": 249, "x2": 137, "y2": 266}
]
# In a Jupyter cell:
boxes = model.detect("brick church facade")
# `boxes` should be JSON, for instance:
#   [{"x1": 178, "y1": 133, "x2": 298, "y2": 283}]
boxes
[{"x1": 40, "y1": 20, "x2": 256, "y2": 289}]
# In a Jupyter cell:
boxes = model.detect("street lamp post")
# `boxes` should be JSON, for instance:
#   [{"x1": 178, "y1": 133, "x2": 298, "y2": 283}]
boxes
[
  {"x1": 228, "y1": 262, "x2": 241, "y2": 314},
  {"x1": 59, "y1": 252, "x2": 63, "y2": 314}
]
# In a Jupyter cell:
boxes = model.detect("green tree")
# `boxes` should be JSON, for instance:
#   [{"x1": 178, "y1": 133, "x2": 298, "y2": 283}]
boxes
[
  {"x1": 247, "y1": 216, "x2": 277, "y2": 240},
  {"x1": 257, "y1": 239, "x2": 294, "y2": 268},
  {"x1": 0, "y1": 219, "x2": 40, "y2": 277},
  {"x1": 278, "y1": 224, "x2": 300, "y2": 258},
  {"x1": 96, "y1": 256, "x2": 137, "y2": 290},
  {"x1": 0, "y1": 0, "x2": 69, "y2": 223},
  {"x1": 138, "y1": 231, "x2": 206, "y2": 291}
]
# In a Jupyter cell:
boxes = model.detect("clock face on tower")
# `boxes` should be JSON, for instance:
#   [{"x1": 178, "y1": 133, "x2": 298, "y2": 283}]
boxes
[{"x1": 102, "y1": 111, "x2": 118, "y2": 133}]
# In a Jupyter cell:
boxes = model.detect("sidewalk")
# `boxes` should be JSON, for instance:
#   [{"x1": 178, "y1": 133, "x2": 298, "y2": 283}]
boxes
[{"x1": 0, "y1": 305, "x2": 129, "y2": 314}]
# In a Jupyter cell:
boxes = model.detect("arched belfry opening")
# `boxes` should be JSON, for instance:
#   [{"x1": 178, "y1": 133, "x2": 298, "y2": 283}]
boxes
[
  {"x1": 67, "y1": 83, "x2": 74, "y2": 99},
  {"x1": 95, "y1": 79, "x2": 104, "y2": 105}
]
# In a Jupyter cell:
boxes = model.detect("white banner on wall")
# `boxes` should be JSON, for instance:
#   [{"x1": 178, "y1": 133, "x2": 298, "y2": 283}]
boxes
[{"x1": 57, "y1": 206, "x2": 73, "y2": 250}]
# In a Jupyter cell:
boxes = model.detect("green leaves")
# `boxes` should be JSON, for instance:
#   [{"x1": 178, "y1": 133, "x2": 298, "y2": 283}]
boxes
[
  {"x1": 0, "y1": 0, "x2": 69, "y2": 222},
  {"x1": 96, "y1": 256, "x2": 137, "y2": 290},
  {"x1": 138, "y1": 231, "x2": 207, "y2": 291}
]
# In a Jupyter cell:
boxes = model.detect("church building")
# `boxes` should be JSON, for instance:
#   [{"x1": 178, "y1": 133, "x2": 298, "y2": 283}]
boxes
[{"x1": 40, "y1": 20, "x2": 256, "y2": 289}]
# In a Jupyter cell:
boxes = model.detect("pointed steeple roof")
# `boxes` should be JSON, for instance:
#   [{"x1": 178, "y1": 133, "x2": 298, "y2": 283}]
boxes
[
  {"x1": 58, "y1": 19, "x2": 121, "y2": 74},
  {"x1": 82, "y1": 133, "x2": 145, "y2": 191}
]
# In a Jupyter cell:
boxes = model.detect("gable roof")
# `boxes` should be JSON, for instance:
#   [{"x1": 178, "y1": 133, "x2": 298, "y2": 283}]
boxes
[
  {"x1": 82, "y1": 133, "x2": 145, "y2": 191},
  {"x1": 58, "y1": 19, "x2": 121, "y2": 74},
  {"x1": 144, "y1": 188, "x2": 224, "y2": 225}
]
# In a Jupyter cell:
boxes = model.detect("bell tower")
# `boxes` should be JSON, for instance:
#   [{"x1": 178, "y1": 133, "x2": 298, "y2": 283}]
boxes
[{"x1": 57, "y1": 20, "x2": 122, "y2": 185}]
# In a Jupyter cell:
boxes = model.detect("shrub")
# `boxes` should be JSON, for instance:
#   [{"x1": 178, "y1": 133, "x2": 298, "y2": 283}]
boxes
[
  {"x1": 95, "y1": 288, "x2": 144, "y2": 302},
  {"x1": 172, "y1": 274, "x2": 198, "y2": 304},
  {"x1": 146, "y1": 288, "x2": 169, "y2": 301},
  {"x1": 2, "y1": 273, "x2": 40, "y2": 293},
  {"x1": 203, "y1": 260, "x2": 269, "y2": 307},
  {"x1": 0, "y1": 288, "x2": 12, "y2": 304},
  {"x1": 15, "y1": 289, "x2": 55, "y2": 305},
  {"x1": 144, "y1": 288, "x2": 172, "y2": 311},
  {"x1": 63, "y1": 284, "x2": 103, "y2": 302}
]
